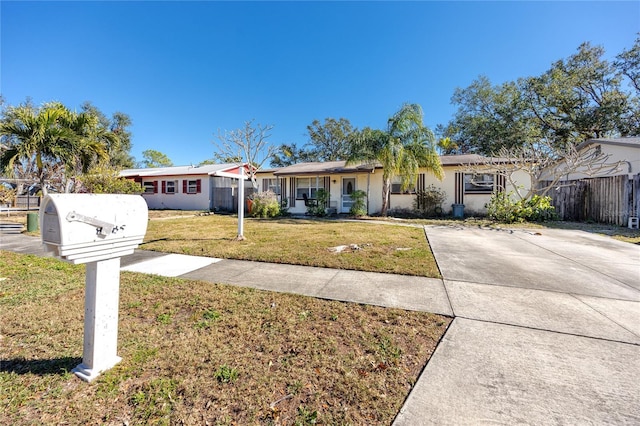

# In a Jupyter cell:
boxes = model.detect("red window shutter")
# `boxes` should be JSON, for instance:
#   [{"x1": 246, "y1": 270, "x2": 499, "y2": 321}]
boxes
[
  {"x1": 196, "y1": 179, "x2": 201, "y2": 194},
  {"x1": 153, "y1": 181, "x2": 158, "y2": 194},
  {"x1": 183, "y1": 180, "x2": 187, "y2": 193},
  {"x1": 162, "y1": 181, "x2": 166, "y2": 194}
]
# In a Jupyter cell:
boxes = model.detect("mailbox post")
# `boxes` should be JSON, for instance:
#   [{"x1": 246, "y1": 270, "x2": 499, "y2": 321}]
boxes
[
  {"x1": 214, "y1": 167, "x2": 249, "y2": 240},
  {"x1": 40, "y1": 194, "x2": 148, "y2": 382}
]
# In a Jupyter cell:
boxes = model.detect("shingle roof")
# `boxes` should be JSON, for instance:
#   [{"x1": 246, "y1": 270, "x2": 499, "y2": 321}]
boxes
[
  {"x1": 268, "y1": 154, "x2": 506, "y2": 176},
  {"x1": 120, "y1": 163, "x2": 243, "y2": 178},
  {"x1": 273, "y1": 161, "x2": 381, "y2": 176},
  {"x1": 440, "y1": 154, "x2": 492, "y2": 165},
  {"x1": 578, "y1": 137, "x2": 640, "y2": 150}
]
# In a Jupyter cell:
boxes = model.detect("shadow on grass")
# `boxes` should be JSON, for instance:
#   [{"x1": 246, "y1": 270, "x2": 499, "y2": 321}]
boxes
[{"x1": 1, "y1": 356, "x2": 81, "y2": 375}]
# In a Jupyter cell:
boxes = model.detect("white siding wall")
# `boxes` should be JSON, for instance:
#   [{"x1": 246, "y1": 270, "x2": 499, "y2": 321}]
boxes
[
  {"x1": 140, "y1": 175, "x2": 210, "y2": 210},
  {"x1": 550, "y1": 145, "x2": 640, "y2": 180},
  {"x1": 270, "y1": 164, "x2": 532, "y2": 216},
  {"x1": 604, "y1": 145, "x2": 639, "y2": 175},
  {"x1": 389, "y1": 194, "x2": 414, "y2": 210},
  {"x1": 386, "y1": 166, "x2": 533, "y2": 216},
  {"x1": 365, "y1": 173, "x2": 384, "y2": 214}
]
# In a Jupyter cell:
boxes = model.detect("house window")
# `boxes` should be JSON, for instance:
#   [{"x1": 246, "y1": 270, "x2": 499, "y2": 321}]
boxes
[
  {"x1": 143, "y1": 181, "x2": 157, "y2": 194},
  {"x1": 263, "y1": 178, "x2": 281, "y2": 195},
  {"x1": 162, "y1": 180, "x2": 177, "y2": 194},
  {"x1": 183, "y1": 179, "x2": 201, "y2": 194},
  {"x1": 390, "y1": 176, "x2": 415, "y2": 194},
  {"x1": 296, "y1": 178, "x2": 321, "y2": 199},
  {"x1": 464, "y1": 173, "x2": 494, "y2": 193}
]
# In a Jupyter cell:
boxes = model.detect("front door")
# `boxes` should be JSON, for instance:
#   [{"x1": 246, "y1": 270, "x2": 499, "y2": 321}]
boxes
[{"x1": 341, "y1": 178, "x2": 355, "y2": 213}]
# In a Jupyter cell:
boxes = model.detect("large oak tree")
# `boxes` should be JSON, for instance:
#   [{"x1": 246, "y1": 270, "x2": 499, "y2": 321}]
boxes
[{"x1": 444, "y1": 39, "x2": 640, "y2": 154}]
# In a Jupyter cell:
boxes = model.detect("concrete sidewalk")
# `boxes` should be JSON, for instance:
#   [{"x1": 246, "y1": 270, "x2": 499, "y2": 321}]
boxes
[
  {"x1": 2, "y1": 228, "x2": 639, "y2": 424},
  {"x1": 1, "y1": 232, "x2": 453, "y2": 316}
]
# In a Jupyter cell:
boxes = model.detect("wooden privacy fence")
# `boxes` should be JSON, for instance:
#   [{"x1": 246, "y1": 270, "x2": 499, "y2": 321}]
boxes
[
  {"x1": 212, "y1": 187, "x2": 256, "y2": 212},
  {"x1": 212, "y1": 188, "x2": 233, "y2": 211},
  {"x1": 14, "y1": 195, "x2": 41, "y2": 210},
  {"x1": 541, "y1": 174, "x2": 639, "y2": 226}
]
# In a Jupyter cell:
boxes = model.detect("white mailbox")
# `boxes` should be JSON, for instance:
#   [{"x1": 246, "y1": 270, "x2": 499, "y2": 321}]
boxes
[
  {"x1": 41, "y1": 194, "x2": 148, "y2": 264},
  {"x1": 39, "y1": 194, "x2": 149, "y2": 382}
]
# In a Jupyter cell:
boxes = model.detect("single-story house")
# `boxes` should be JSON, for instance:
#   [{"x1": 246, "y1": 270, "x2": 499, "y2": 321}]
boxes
[
  {"x1": 257, "y1": 161, "x2": 383, "y2": 215},
  {"x1": 557, "y1": 137, "x2": 640, "y2": 180},
  {"x1": 120, "y1": 163, "x2": 253, "y2": 211},
  {"x1": 256, "y1": 155, "x2": 532, "y2": 216}
]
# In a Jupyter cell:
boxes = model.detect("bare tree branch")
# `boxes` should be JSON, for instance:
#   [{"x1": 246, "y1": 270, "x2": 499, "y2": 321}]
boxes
[
  {"x1": 462, "y1": 141, "x2": 624, "y2": 200},
  {"x1": 214, "y1": 120, "x2": 277, "y2": 188}
]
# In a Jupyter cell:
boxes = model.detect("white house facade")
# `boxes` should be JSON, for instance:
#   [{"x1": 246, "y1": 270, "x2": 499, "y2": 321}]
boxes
[
  {"x1": 257, "y1": 155, "x2": 532, "y2": 216},
  {"x1": 120, "y1": 164, "x2": 252, "y2": 211}
]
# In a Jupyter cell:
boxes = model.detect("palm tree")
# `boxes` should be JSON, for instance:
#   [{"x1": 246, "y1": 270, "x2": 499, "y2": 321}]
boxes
[
  {"x1": 0, "y1": 102, "x2": 108, "y2": 195},
  {"x1": 348, "y1": 103, "x2": 444, "y2": 216},
  {"x1": 61, "y1": 110, "x2": 110, "y2": 192}
]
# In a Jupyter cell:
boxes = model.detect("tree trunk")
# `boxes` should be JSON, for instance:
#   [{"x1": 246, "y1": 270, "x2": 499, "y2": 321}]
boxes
[
  {"x1": 381, "y1": 179, "x2": 391, "y2": 216},
  {"x1": 37, "y1": 170, "x2": 48, "y2": 196},
  {"x1": 36, "y1": 153, "x2": 48, "y2": 196}
]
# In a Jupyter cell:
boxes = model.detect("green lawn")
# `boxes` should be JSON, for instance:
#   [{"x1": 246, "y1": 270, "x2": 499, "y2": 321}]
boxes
[
  {"x1": 143, "y1": 214, "x2": 441, "y2": 277},
  {"x1": 0, "y1": 252, "x2": 450, "y2": 425}
]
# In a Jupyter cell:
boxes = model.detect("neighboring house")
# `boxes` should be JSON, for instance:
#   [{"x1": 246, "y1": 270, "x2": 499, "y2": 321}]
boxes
[
  {"x1": 256, "y1": 155, "x2": 531, "y2": 216},
  {"x1": 569, "y1": 137, "x2": 640, "y2": 179},
  {"x1": 120, "y1": 163, "x2": 253, "y2": 211},
  {"x1": 541, "y1": 137, "x2": 640, "y2": 226}
]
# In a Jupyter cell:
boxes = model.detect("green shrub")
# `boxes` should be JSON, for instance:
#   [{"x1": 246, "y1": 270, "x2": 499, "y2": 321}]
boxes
[
  {"x1": 349, "y1": 190, "x2": 367, "y2": 217},
  {"x1": 486, "y1": 192, "x2": 557, "y2": 223},
  {"x1": 413, "y1": 185, "x2": 446, "y2": 217},
  {"x1": 306, "y1": 188, "x2": 330, "y2": 217},
  {"x1": 77, "y1": 166, "x2": 142, "y2": 194},
  {"x1": 523, "y1": 194, "x2": 558, "y2": 222},
  {"x1": 250, "y1": 191, "x2": 281, "y2": 218}
]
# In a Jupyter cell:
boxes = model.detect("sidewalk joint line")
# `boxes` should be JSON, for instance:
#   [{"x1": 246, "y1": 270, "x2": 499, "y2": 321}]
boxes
[
  {"x1": 441, "y1": 277, "x2": 640, "y2": 303},
  {"x1": 570, "y1": 293, "x2": 640, "y2": 339},
  {"x1": 423, "y1": 225, "x2": 455, "y2": 316},
  {"x1": 512, "y1": 231, "x2": 640, "y2": 294},
  {"x1": 456, "y1": 316, "x2": 640, "y2": 347}
]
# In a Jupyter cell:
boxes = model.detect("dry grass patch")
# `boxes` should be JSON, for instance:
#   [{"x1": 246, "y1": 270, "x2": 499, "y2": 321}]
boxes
[
  {"x1": 0, "y1": 210, "x2": 28, "y2": 224},
  {"x1": 148, "y1": 209, "x2": 201, "y2": 220},
  {"x1": 1, "y1": 252, "x2": 451, "y2": 425},
  {"x1": 143, "y1": 215, "x2": 440, "y2": 277}
]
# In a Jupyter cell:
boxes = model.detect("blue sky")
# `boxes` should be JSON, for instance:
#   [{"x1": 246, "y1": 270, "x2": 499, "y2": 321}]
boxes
[{"x1": 1, "y1": 1, "x2": 638, "y2": 167}]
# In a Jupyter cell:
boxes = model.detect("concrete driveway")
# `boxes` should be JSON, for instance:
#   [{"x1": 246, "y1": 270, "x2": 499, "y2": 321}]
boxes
[{"x1": 394, "y1": 226, "x2": 640, "y2": 425}]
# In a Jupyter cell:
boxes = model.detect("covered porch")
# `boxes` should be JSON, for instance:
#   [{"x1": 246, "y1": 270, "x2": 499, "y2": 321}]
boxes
[{"x1": 268, "y1": 161, "x2": 383, "y2": 215}]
